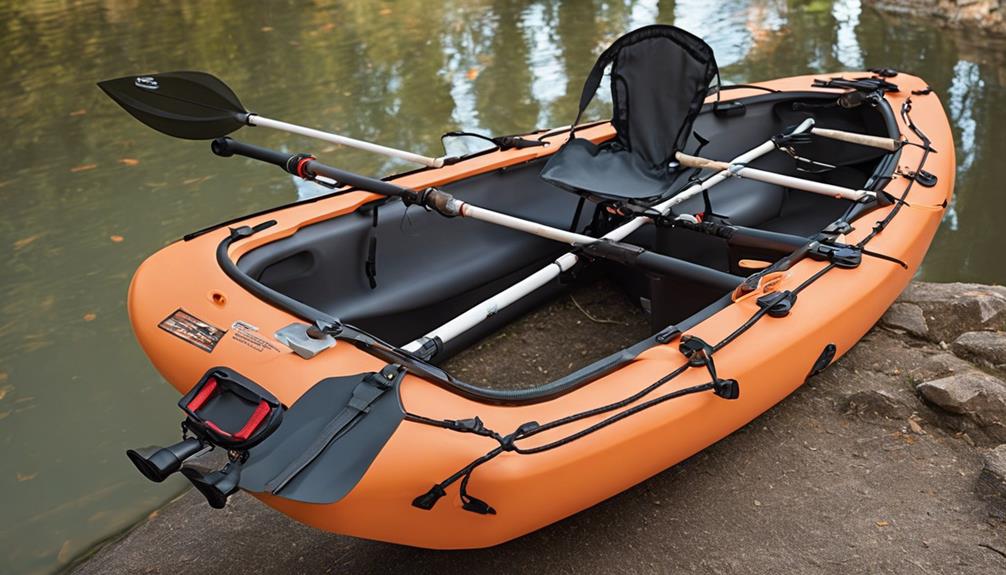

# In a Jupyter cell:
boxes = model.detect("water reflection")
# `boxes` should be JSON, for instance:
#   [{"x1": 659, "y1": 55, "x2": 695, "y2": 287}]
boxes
[{"x1": 0, "y1": 1, "x2": 1002, "y2": 573}]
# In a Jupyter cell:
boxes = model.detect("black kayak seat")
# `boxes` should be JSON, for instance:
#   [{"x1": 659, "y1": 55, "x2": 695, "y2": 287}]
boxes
[{"x1": 541, "y1": 25, "x2": 720, "y2": 204}]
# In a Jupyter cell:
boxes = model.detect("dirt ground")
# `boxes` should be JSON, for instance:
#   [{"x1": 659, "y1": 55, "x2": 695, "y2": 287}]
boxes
[{"x1": 71, "y1": 281, "x2": 1006, "y2": 574}]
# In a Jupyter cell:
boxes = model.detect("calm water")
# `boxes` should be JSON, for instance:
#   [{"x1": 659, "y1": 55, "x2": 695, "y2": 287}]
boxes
[{"x1": 1, "y1": 0, "x2": 1003, "y2": 573}]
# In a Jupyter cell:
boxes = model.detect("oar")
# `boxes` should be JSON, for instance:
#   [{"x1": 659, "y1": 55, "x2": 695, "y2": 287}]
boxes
[
  {"x1": 402, "y1": 119, "x2": 817, "y2": 356},
  {"x1": 97, "y1": 71, "x2": 448, "y2": 168},
  {"x1": 209, "y1": 137, "x2": 744, "y2": 290},
  {"x1": 674, "y1": 152, "x2": 876, "y2": 201},
  {"x1": 810, "y1": 127, "x2": 902, "y2": 152}
]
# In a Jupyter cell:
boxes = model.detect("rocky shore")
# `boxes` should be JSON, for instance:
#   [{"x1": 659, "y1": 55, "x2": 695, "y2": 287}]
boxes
[
  {"x1": 71, "y1": 282, "x2": 1006, "y2": 574},
  {"x1": 867, "y1": 0, "x2": 1006, "y2": 35}
]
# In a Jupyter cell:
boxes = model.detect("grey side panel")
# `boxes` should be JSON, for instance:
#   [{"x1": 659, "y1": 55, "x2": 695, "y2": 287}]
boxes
[{"x1": 239, "y1": 373, "x2": 404, "y2": 504}]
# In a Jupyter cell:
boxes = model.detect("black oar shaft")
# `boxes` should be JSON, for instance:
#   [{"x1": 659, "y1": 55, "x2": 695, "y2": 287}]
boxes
[{"x1": 211, "y1": 137, "x2": 418, "y2": 202}]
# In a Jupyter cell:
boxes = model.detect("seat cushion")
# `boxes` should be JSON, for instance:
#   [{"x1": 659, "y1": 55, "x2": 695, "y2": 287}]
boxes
[{"x1": 540, "y1": 137, "x2": 681, "y2": 204}]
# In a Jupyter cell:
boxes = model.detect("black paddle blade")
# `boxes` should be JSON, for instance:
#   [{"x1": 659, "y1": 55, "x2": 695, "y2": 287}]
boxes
[{"x1": 97, "y1": 71, "x2": 248, "y2": 140}]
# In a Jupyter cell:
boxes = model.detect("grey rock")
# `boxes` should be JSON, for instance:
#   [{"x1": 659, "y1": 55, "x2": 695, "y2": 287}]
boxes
[
  {"x1": 917, "y1": 371, "x2": 1006, "y2": 440},
  {"x1": 952, "y1": 331, "x2": 1006, "y2": 371},
  {"x1": 880, "y1": 302, "x2": 928, "y2": 338},
  {"x1": 978, "y1": 444, "x2": 1006, "y2": 504},
  {"x1": 912, "y1": 352, "x2": 978, "y2": 385},
  {"x1": 898, "y1": 282, "x2": 1006, "y2": 343},
  {"x1": 844, "y1": 389, "x2": 912, "y2": 419}
]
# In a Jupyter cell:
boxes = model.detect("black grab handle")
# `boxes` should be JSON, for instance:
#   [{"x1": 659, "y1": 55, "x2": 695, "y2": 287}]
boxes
[
  {"x1": 211, "y1": 137, "x2": 419, "y2": 203},
  {"x1": 211, "y1": 137, "x2": 299, "y2": 170}
]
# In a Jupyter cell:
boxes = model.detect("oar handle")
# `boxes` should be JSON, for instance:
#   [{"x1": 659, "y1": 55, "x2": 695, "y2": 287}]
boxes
[
  {"x1": 675, "y1": 152, "x2": 731, "y2": 172},
  {"x1": 212, "y1": 137, "x2": 300, "y2": 170},
  {"x1": 211, "y1": 137, "x2": 420, "y2": 202},
  {"x1": 810, "y1": 127, "x2": 901, "y2": 151}
]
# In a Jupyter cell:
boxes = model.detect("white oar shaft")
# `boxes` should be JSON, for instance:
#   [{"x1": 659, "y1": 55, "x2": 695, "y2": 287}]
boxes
[
  {"x1": 674, "y1": 152, "x2": 872, "y2": 201},
  {"x1": 401, "y1": 119, "x2": 816, "y2": 353},
  {"x1": 249, "y1": 115, "x2": 444, "y2": 168},
  {"x1": 459, "y1": 204, "x2": 598, "y2": 246},
  {"x1": 811, "y1": 127, "x2": 901, "y2": 152}
]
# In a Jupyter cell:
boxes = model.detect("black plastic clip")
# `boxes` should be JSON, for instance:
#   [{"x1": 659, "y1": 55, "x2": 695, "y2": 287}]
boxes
[
  {"x1": 713, "y1": 100, "x2": 746, "y2": 118},
  {"x1": 809, "y1": 242, "x2": 862, "y2": 269},
  {"x1": 655, "y1": 325, "x2": 681, "y2": 344},
  {"x1": 822, "y1": 220, "x2": 853, "y2": 235},
  {"x1": 500, "y1": 421, "x2": 540, "y2": 452},
  {"x1": 901, "y1": 168, "x2": 938, "y2": 188},
  {"x1": 809, "y1": 343, "x2": 837, "y2": 377},
  {"x1": 756, "y1": 290, "x2": 797, "y2": 318},
  {"x1": 412, "y1": 484, "x2": 446, "y2": 510},
  {"x1": 461, "y1": 494, "x2": 496, "y2": 515},
  {"x1": 868, "y1": 67, "x2": 899, "y2": 78},
  {"x1": 492, "y1": 135, "x2": 547, "y2": 150},
  {"x1": 366, "y1": 364, "x2": 403, "y2": 391},
  {"x1": 306, "y1": 318, "x2": 343, "y2": 339},
  {"x1": 445, "y1": 417, "x2": 487, "y2": 435},
  {"x1": 412, "y1": 336, "x2": 443, "y2": 362},
  {"x1": 678, "y1": 335, "x2": 739, "y2": 400}
]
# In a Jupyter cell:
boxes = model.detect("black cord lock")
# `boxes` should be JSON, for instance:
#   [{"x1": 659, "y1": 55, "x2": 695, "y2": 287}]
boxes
[{"x1": 678, "y1": 336, "x2": 740, "y2": 400}]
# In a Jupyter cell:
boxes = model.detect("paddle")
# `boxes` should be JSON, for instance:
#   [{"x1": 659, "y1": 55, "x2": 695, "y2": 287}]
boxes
[{"x1": 97, "y1": 71, "x2": 448, "y2": 167}]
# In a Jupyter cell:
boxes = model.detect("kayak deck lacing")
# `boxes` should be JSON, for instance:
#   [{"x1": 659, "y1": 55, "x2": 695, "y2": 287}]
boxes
[{"x1": 406, "y1": 95, "x2": 935, "y2": 515}]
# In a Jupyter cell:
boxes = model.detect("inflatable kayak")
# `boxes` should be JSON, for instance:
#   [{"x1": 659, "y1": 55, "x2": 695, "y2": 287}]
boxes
[{"x1": 101, "y1": 26, "x2": 953, "y2": 548}]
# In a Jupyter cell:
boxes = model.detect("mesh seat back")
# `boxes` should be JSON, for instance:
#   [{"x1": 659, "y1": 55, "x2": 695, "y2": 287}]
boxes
[
  {"x1": 541, "y1": 25, "x2": 719, "y2": 203},
  {"x1": 610, "y1": 29, "x2": 718, "y2": 169}
]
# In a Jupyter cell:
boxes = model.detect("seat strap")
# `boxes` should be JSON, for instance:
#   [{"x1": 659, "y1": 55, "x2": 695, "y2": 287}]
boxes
[{"x1": 265, "y1": 364, "x2": 404, "y2": 494}]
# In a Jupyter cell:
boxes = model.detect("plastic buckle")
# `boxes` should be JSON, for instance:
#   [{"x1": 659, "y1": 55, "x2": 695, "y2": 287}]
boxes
[{"x1": 809, "y1": 242, "x2": 862, "y2": 269}]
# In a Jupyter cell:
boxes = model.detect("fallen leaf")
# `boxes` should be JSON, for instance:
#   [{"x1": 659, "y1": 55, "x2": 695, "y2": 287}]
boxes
[
  {"x1": 109, "y1": 235, "x2": 125, "y2": 243},
  {"x1": 69, "y1": 109, "x2": 87, "y2": 117},
  {"x1": 320, "y1": 22, "x2": 336, "y2": 32},
  {"x1": 466, "y1": 67, "x2": 479, "y2": 80},
  {"x1": 183, "y1": 175, "x2": 213, "y2": 185},
  {"x1": 83, "y1": 312, "x2": 97, "y2": 322},
  {"x1": 148, "y1": 510, "x2": 159, "y2": 520},
  {"x1": 118, "y1": 158, "x2": 140, "y2": 166},
  {"x1": 13, "y1": 233, "x2": 43, "y2": 250},
  {"x1": 57, "y1": 540, "x2": 73, "y2": 564},
  {"x1": 261, "y1": 26, "x2": 273, "y2": 32},
  {"x1": 379, "y1": 7, "x2": 392, "y2": 16},
  {"x1": 0, "y1": 384, "x2": 11, "y2": 400},
  {"x1": 875, "y1": 520, "x2": 890, "y2": 527},
  {"x1": 70, "y1": 163, "x2": 97, "y2": 173},
  {"x1": 16, "y1": 472, "x2": 37, "y2": 482}
]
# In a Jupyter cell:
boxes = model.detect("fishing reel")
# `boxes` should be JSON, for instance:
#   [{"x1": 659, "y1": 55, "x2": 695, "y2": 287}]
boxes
[{"x1": 125, "y1": 368, "x2": 284, "y2": 508}]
